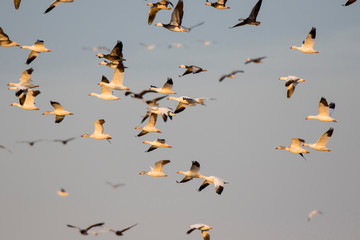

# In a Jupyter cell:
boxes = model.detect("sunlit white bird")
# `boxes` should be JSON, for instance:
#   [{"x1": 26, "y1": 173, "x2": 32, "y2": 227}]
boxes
[
  {"x1": 89, "y1": 76, "x2": 120, "y2": 100},
  {"x1": 307, "y1": 210, "x2": 323, "y2": 222},
  {"x1": 20, "y1": 40, "x2": 51, "y2": 64},
  {"x1": 290, "y1": 27, "x2": 319, "y2": 53},
  {"x1": 81, "y1": 119, "x2": 112, "y2": 142},
  {"x1": 0, "y1": 26, "x2": 20, "y2": 47},
  {"x1": 11, "y1": 89, "x2": 41, "y2": 110},
  {"x1": 278, "y1": 75, "x2": 306, "y2": 98},
  {"x1": 187, "y1": 224, "x2": 213, "y2": 240},
  {"x1": 205, "y1": 0, "x2": 230, "y2": 9},
  {"x1": 139, "y1": 160, "x2": 171, "y2": 177},
  {"x1": 150, "y1": 78, "x2": 176, "y2": 94},
  {"x1": 143, "y1": 139, "x2": 172, "y2": 152},
  {"x1": 167, "y1": 96, "x2": 198, "y2": 113},
  {"x1": 305, "y1": 97, "x2": 336, "y2": 122},
  {"x1": 176, "y1": 161, "x2": 204, "y2": 183},
  {"x1": 98, "y1": 63, "x2": 129, "y2": 90},
  {"x1": 135, "y1": 113, "x2": 161, "y2": 137},
  {"x1": 141, "y1": 106, "x2": 176, "y2": 123},
  {"x1": 303, "y1": 128, "x2": 334, "y2": 152},
  {"x1": 42, "y1": 101, "x2": 74, "y2": 123},
  {"x1": 44, "y1": 0, "x2": 74, "y2": 14},
  {"x1": 7, "y1": 68, "x2": 39, "y2": 93},
  {"x1": 276, "y1": 138, "x2": 310, "y2": 160},
  {"x1": 198, "y1": 175, "x2": 228, "y2": 195},
  {"x1": 147, "y1": 0, "x2": 173, "y2": 25}
]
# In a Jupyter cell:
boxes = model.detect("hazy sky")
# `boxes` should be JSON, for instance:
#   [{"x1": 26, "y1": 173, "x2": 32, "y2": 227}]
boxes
[{"x1": 1, "y1": 1, "x2": 360, "y2": 240}]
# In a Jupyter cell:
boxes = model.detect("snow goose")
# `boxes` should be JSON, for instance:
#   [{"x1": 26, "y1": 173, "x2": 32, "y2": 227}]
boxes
[
  {"x1": 105, "y1": 181, "x2": 125, "y2": 189},
  {"x1": 11, "y1": 89, "x2": 41, "y2": 110},
  {"x1": 143, "y1": 139, "x2": 172, "y2": 152},
  {"x1": 67, "y1": 223, "x2": 105, "y2": 235},
  {"x1": 167, "y1": 96, "x2": 198, "y2": 113},
  {"x1": 98, "y1": 63, "x2": 129, "y2": 91},
  {"x1": 44, "y1": 0, "x2": 74, "y2": 14},
  {"x1": 187, "y1": 224, "x2": 212, "y2": 240},
  {"x1": 7, "y1": 68, "x2": 39, "y2": 93},
  {"x1": 178, "y1": 65, "x2": 207, "y2": 77},
  {"x1": 56, "y1": 188, "x2": 69, "y2": 197},
  {"x1": 343, "y1": 0, "x2": 357, "y2": 6},
  {"x1": 278, "y1": 75, "x2": 306, "y2": 98},
  {"x1": 307, "y1": 210, "x2": 323, "y2": 222},
  {"x1": 305, "y1": 97, "x2": 336, "y2": 122},
  {"x1": 42, "y1": 101, "x2": 74, "y2": 123},
  {"x1": 0, "y1": 145, "x2": 12, "y2": 153},
  {"x1": 14, "y1": 0, "x2": 21, "y2": 9},
  {"x1": 141, "y1": 106, "x2": 175, "y2": 123},
  {"x1": 205, "y1": 0, "x2": 230, "y2": 9},
  {"x1": 219, "y1": 70, "x2": 244, "y2": 82},
  {"x1": 81, "y1": 119, "x2": 112, "y2": 141},
  {"x1": 106, "y1": 224, "x2": 138, "y2": 236},
  {"x1": 147, "y1": 0, "x2": 173, "y2": 25},
  {"x1": 135, "y1": 113, "x2": 161, "y2": 137},
  {"x1": 290, "y1": 27, "x2": 319, "y2": 53},
  {"x1": 177, "y1": 161, "x2": 204, "y2": 183},
  {"x1": 198, "y1": 175, "x2": 228, "y2": 195},
  {"x1": 303, "y1": 128, "x2": 334, "y2": 152},
  {"x1": 51, "y1": 137, "x2": 77, "y2": 145},
  {"x1": 98, "y1": 60, "x2": 120, "y2": 69},
  {"x1": 276, "y1": 138, "x2": 310, "y2": 160},
  {"x1": 139, "y1": 160, "x2": 171, "y2": 177},
  {"x1": 150, "y1": 78, "x2": 176, "y2": 94},
  {"x1": 230, "y1": 0, "x2": 262, "y2": 28},
  {"x1": 143, "y1": 95, "x2": 168, "y2": 106},
  {"x1": 245, "y1": 56, "x2": 266, "y2": 64},
  {"x1": 96, "y1": 41, "x2": 126, "y2": 63},
  {"x1": 125, "y1": 89, "x2": 156, "y2": 99},
  {"x1": 17, "y1": 139, "x2": 46, "y2": 146},
  {"x1": 21, "y1": 40, "x2": 51, "y2": 64},
  {"x1": 89, "y1": 76, "x2": 120, "y2": 100},
  {"x1": 155, "y1": 0, "x2": 189, "y2": 32},
  {"x1": 0, "y1": 27, "x2": 20, "y2": 47}
]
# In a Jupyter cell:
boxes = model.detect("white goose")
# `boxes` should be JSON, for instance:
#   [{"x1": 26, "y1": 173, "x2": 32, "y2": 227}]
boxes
[
  {"x1": 0, "y1": 26, "x2": 20, "y2": 47},
  {"x1": 143, "y1": 139, "x2": 172, "y2": 152},
  {"x1": 141, "y1": 106, "x2": 175, "y2": 123},
  {"x1": 307, "y1": 210, "x2": 323, "y2": 222},
  {"x1": 44, "y1": 0, "x2": 74, "y2": 14},
  {"x1": 303, "y1": 128, "x2": 334, "y2": 152},
  {"x1": 135, "y1": 113, "x2": 161, "y2": 137},
  {"x1": 89, "y1": 76, "x2": 120, "y2": 100},
  {"x1": 276, "y1": 138, "x2": 310, "y2": 160},
  {"x1": 81, "y1": 119, "x2": 112, "y2": 141},
  {"x1": 11, "y1": 89, "x2": 41, "y2": 110},
  {"x1": 139, "y1": 160, "x2": 171, "y2": 177},
  {"x1": 167, "y1": 96, "x2": 198, "y2": 113},
  {"x1": 150, "y1": 78, "x2": 176, "y2": 94},
  {"x1": 176, "y1": 161, "x2": 204, "y2": 183},
  {"x1": 56, "y1": 188, "x2": 69, "y2": 197},
  {"x1": 305, "y1": 97, "x2": 336, "y2": 122},
  {"x1": 42, "y1": 101, "x2": 74, "y2": 123},
  {"x1": 278, "y1": 75, "x2": 306, "y2": 98},
  {"x1": 8, "y1": 68, "x2": 39, "y2": 92},
  {"x1": 20, "y1": 40, "x2": 51, "y2": 64},
  {"x1": 98, "y1": 63, "x2": 130, "y2": 90},
  {"x1": 290, "y1": 27, "x2": 319, "y2": 53},
  {"x1": 198, "y1": 175, "x2": 228, "y2": 195},
  {"x1": 187, "y1": 224, "x2": 212, "y2": 240}
]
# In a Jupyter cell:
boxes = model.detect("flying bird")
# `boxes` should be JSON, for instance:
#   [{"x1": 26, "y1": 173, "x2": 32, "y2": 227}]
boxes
[
  {"x1": 307, "y1": 210, "x2": 323, "y2": 222},
  {"x1": 11, "y1": 89, "x2": 41, "y2": 110},
  {"x1": 276, "y1": 138, "x2": 310, "y2": 160},
  {"x1": 96, "y1": 40, "x2": 126, "y2": 63},
  {"x1": 140, "y1": 42, "x2": 157, "y2": 50},
  {"x1": 89, "y1": 76, "x2": 121, "y2": 100},
  {"x1": 342, "y1": 0, "x2": 357, "y2": 6},
  {"x1": 178, "y1": 65, "x2": 207, "y2": 77},
  {"x1": 143, "y1": 95, "x2": 168, "y2": 106},
  {"x1": 67, "y1": 223, "x2": 105, "y2": 235},
  {"x1": 20, "y1": 40, "x2": 51, "y2": 64},
  {"x1": 139, "y1": 160, "x2": 171, "y2": 177},
  {"x1": 150, "y1": 78, "x2": 176, "y2": 94},
  {"x1": 0, "y1": 26, "x2": 20, "y2": 47},
  {"x1": 278, "y1": 75, "x2": 306, "y2": 98},
  {"x1": 98, "y1": 63, "x2": 129, "y2": 91},
  {"x1": 290, "y1": 27, "x2": 319, "y2": 53},
  {"x1": 135, "y1": 113, "x2": 161, "y2": 137},
  {"x1": 230, "y1": 0, "x2": 262, "y2": 28},
  {"x1": 106, "y1": 181, "x2": 125, "y2": 189},
  {"x1": 42, "y1": 101, "x2": 74, "y2": 123},
  {"x1": 219, "y1": 70, "x2": 244, "y2": 82},
  {"x1": 167, "y1": 96, "x2": 198, "y2": 113},
  {"x1": 155, "y1": 0, "x2": 189, "y2": 32},
  {"x1": 305, "y1": 97, "x2": 336, "y2": 122},
  {"x1": 7, "y1": 68, "x2": 39, "y2": 94},
  {"x1": 198, "y1": 175, "x2": 229, "y2": 195},
  {"x1": 143, "y1": 139, "x2": 172, "y2": 152},
  {"x1": 244, "y1": 56, "x2": 266, "y2": 64},
  {"x1": 14, "y1": 0, "x2": 21, "y2": 9},
  {"x1": 205, "y1": 0, "x2": 230, "y2": 9},
  {"x1": 17, "y1": 139, "x2": 46, "y2": 146},
  {"x1": 187, "y1": 224, "x2": 213, "y2": 240},
  {"x1": 176, "y1": 161, "x2": 203, "y2": 183},
  {"x1": 147, "y1": 0, "x2": 173, "y2": 25},
  {"x1": 106, "y1": 224, "x2": 138, "y2": 236},
  {"x1": 51, "y1": 137, "x2": 77, "y2": 145},
  {"x1": 81, "y1": 119, "x2": 112, "y2": 142},
  {"x1": 56, "y1": 188, "x2": 69, "y2": 197},
  {"x1": 303, "y1": 128, "x2": 334, "y2": 152},
  {"x1": 0, "y1": 145, "x2": 12, "y2": 153},
  {"x1": 141, "y1": 106, "x2": 175, "y2": 123},
  {"x1": 125, "y1": 89, "x2": 156, "y2": 99},
  {"x1": 44, "y1": 0, "x2": 74, "y2": 14}
]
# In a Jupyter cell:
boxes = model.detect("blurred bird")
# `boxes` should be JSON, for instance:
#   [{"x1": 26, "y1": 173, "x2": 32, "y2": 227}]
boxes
[
  {"x1": 187, "y1": 224, "x2": 213, "y2": 240},
  {"x1": 96, "y1": 40, "x2": 126, "y2": 63},
  {"x1": 135, "y1": 113, "x2": 161, "y2": 137},
  {"x1": 143, "y1": 95, "x2": 168, "y2": 106},
  {"x1": 219, "y1": 70, "x2": 244, "y2": 82},
  {"x1": 20, "y1": 40, "x2": 51, "y2": 64},
  {"x1": 140, "y1": 42, "x2": 157, "y2": 50},
  {"x1": 139, "y1": 160, "x2": 171, "y2": 177},
  {"x1": 303, "y1": 128, "x2": 334, "y2": 152},
  {"x1": 82, "y1": 46, "x2": 110, "y2": 52},
  {"x1": 307, "y1": 210, "x2": 323, "y2": 222},
  {"x1": 89, "y1": 76, "x2": 121, "y2": 100},
  {"x1": 0, "y1": 145, "x2": 12, "y2": 153},
  {"x1": 17, "y1": 139, "x2": 46, "y2": 146},
  {"x1": 106, "y1": 181, "x2": 125, "y2": 189},
  {"x1": 176, "y1": 161, "x2": 204, "y2": 183},
  {"x1": 342, "y1": 0, "x2": 357, "y2": 6},
  {"x1": 98, "y1": 60, "x2": 120, "y2": 69},
  {"x1": 198, "y1": 175, "x2": 228, "y2": 195},
  {"x1": 14, "y1": 0, "x2": 21, "y2": 9},
  {"x1": 168, "y1": 42, "x2": 183, "y2": 48},
  {"x1": 276, "y1": 138, "x2": 310, "y2": 160},
  {"x1": 11, "y1": 89, "x2": 41, "y2": 110},
  {"x1": 81, "y1": 119, "x2": 112, "y2": 142},
  {"x1": 230, "y1": 0, "x2": 262, "y2": 28},
  {"x1": 56, "y1": 188, "x2": 69, "y2": 197},
  {"x1": 125, "y1": 89, "x2": 156, "y2": 99},
  {"x1": 178, "y1": 65, "x2": 207, "y2": 77},
  {"x1": 106, "y1": 224, "x2": 138, "y2": 236},
  {"x1": 44, "y1": 0, "x2": 74, "y2": 14},
  {"x1": 290, "y1": 27, "x2": 319, "y2": 53},
  {"x1": 245, "y1": 56, "x2": 266, "y2": 64},
  {"x1": 42, "y1": 101, "x2": 74, "y2": 123},
  {"x1": 143, "y1": 139, "x2": 172, "y2": 152},
  {"x1": 278, "y1": 75, "x2": 306, "y2": 98},
  {"x1": 0, "y1": 26, "x2": 20, "y2": 47},
  {"x1": 51, "y1": 137, "x2": 77, "y2": 145},
  {"x1": 305, "y1": 97, "x2": 336, "y2": 122},
  {"x1": 150, "y1": 78, "x2": 176, "y2": 94},
  {"x1": 205, "y1": 0, "x2": 230, "y2": 9},
  {"x1": 67, "y1": 223, "x2": 105, "y2": 235},
  {"x1": 147, "y1": 0, "x2": 173, "y2": 25},
  {"x1": 7, "y1": 68, "x2": 39, "y2": 94},
  {"x1": 167, "y1": 96, "x2": 198, "y2": 113},
  {"x1": 155, "y1": 0, "x2": 189, "y2": 32},
  {"x1": 141, "y1": 106, "x2": 175, "y2": 123}
]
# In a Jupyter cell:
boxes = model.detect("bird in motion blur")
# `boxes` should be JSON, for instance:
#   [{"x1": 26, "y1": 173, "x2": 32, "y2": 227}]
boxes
[
  {"x1": 187, "y1": 224, "x2": 213, "y2": 240},
  {"x1": 67, "y1": 223, "x2": 105, "y2": 235}
]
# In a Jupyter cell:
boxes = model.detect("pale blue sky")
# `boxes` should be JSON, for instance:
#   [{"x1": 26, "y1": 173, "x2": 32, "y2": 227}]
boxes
[{"x1": 1, "y1": 1, "x2": 360, "y2": 240}]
